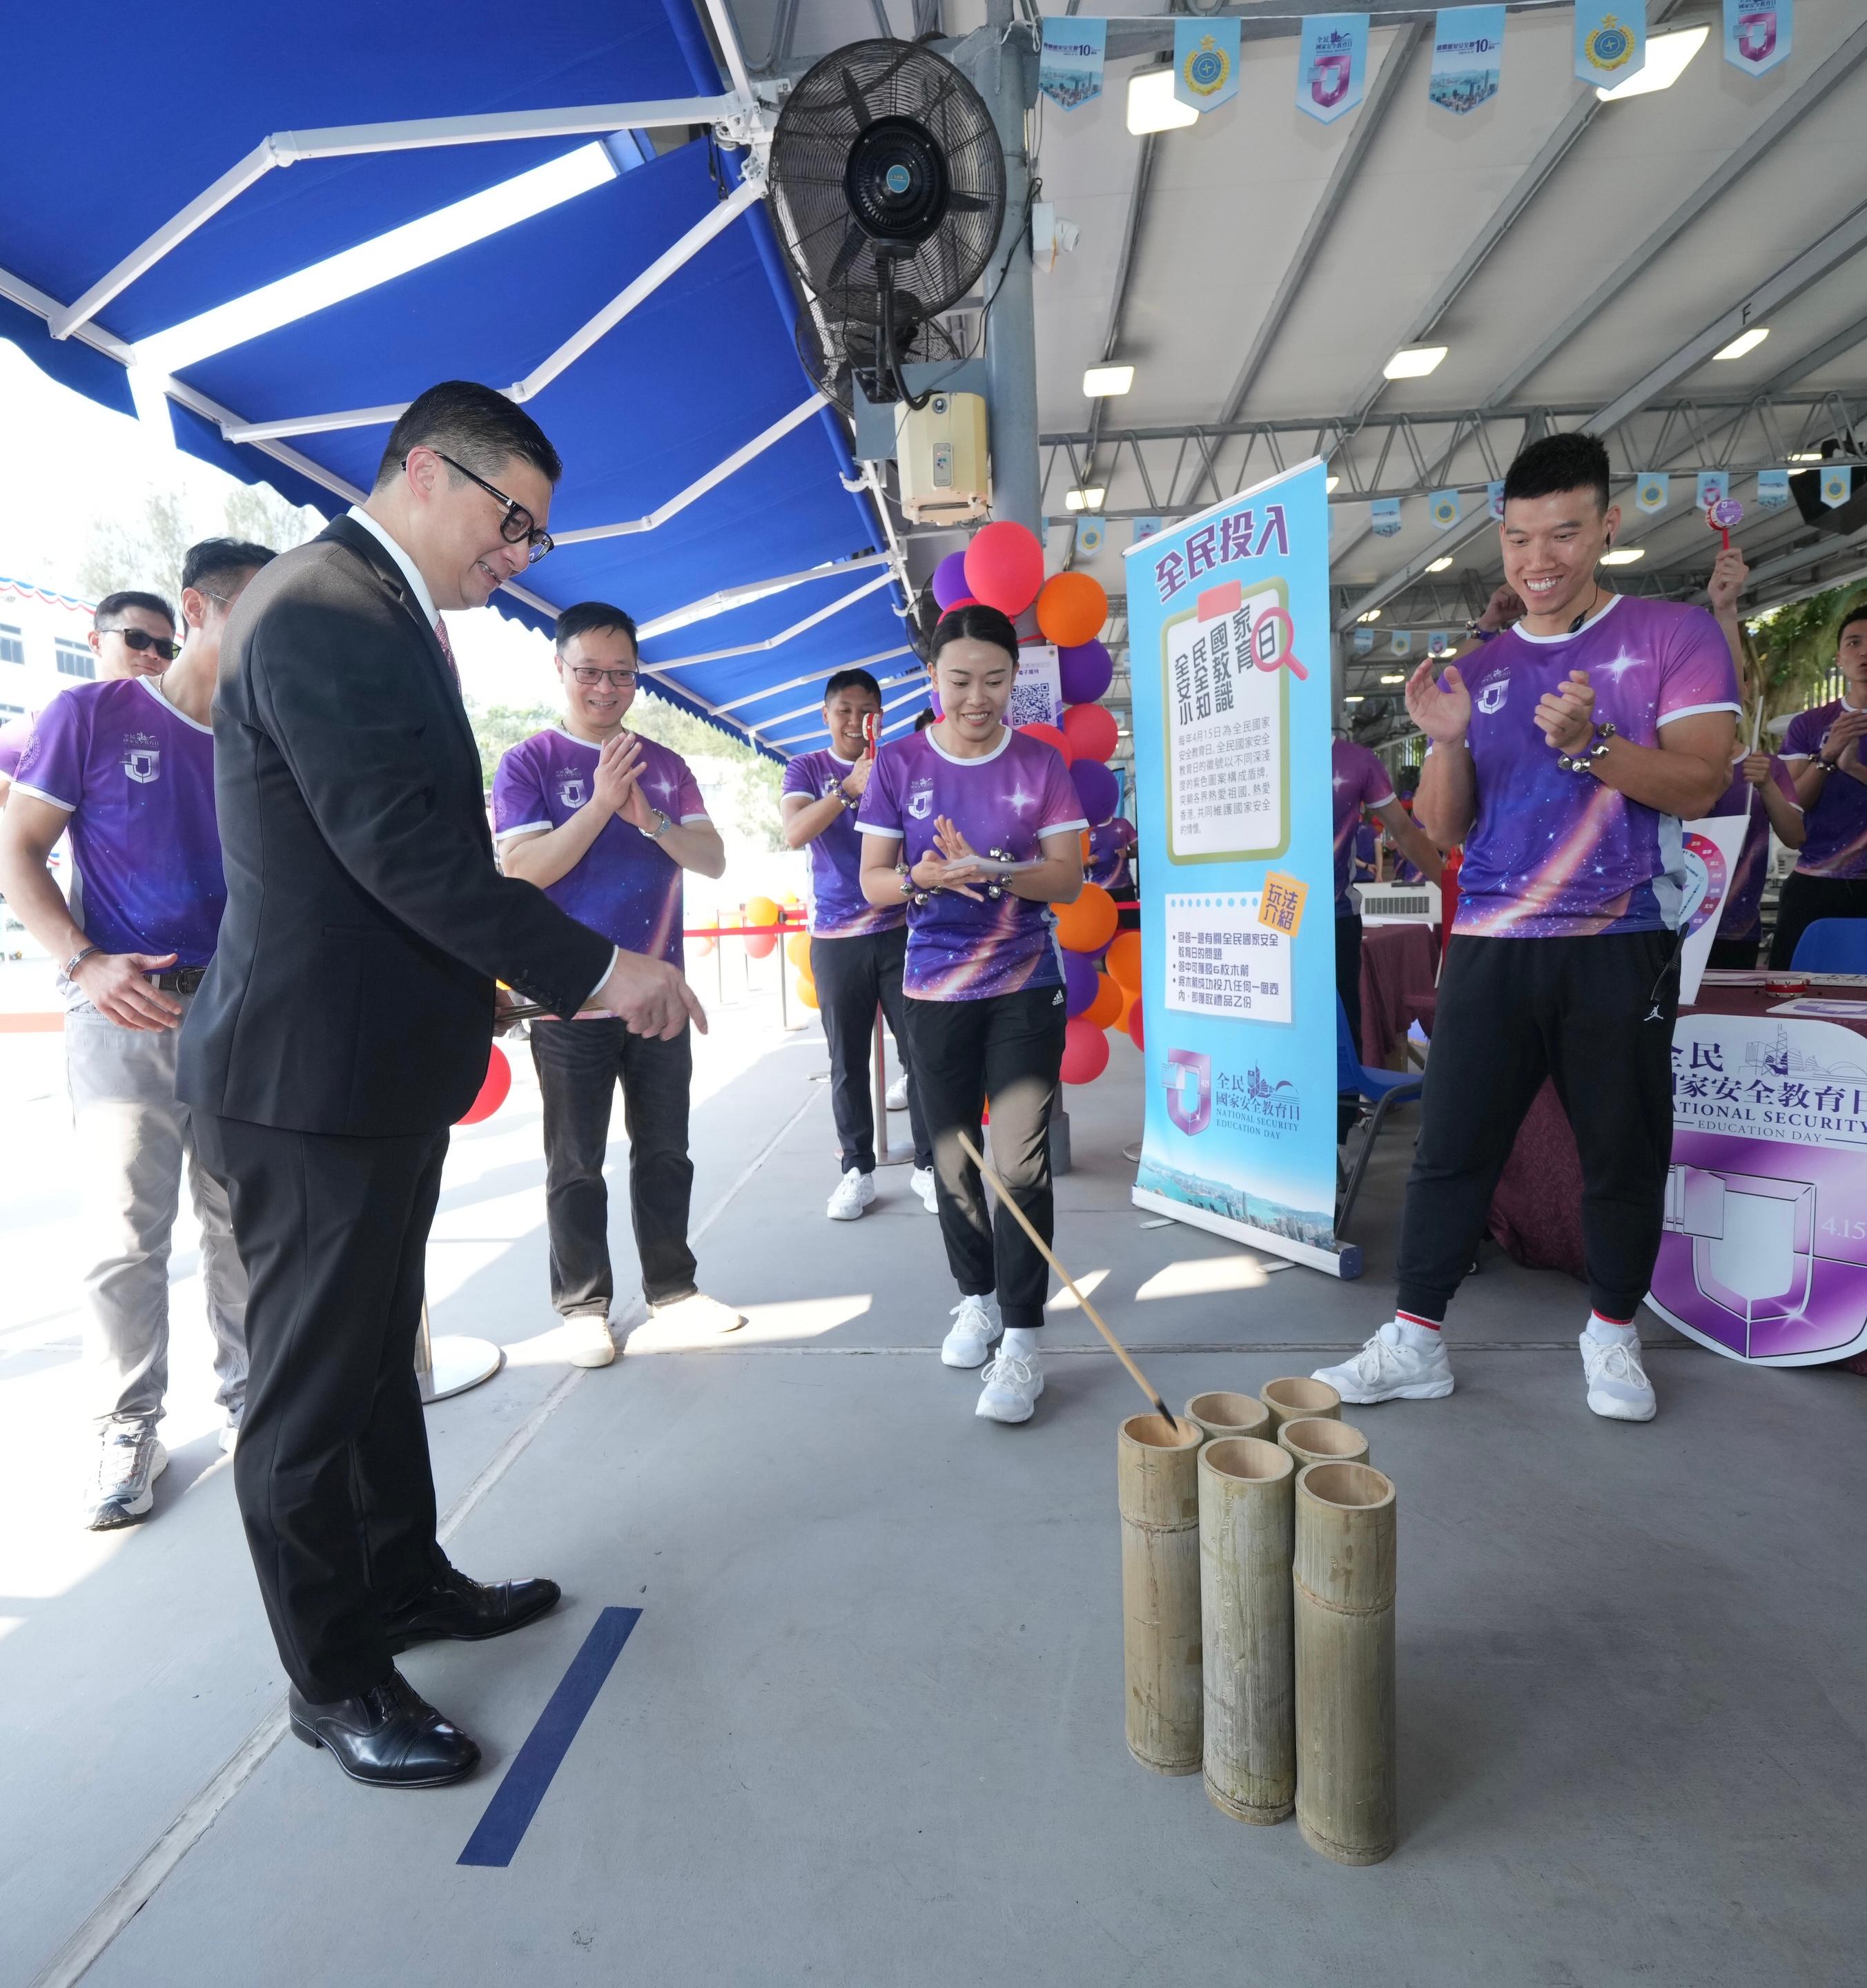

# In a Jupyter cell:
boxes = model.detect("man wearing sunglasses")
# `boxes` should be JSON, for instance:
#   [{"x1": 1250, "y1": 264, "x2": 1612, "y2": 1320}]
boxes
[
  {"x1": 0, "y1": 538, "x2": 273, "y2": 1528},
  {"x1": 88, "y1": 591, "x2": 180, "y2": 680},
  {"x1": 494, "y1": 603, "x2": 741, "y2": 1369},
  {"x1": 179, "y1": 381, "x2": 707, "y2": 1793}
]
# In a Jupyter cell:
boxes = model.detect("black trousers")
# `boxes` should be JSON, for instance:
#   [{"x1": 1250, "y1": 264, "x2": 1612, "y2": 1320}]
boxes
[
  {"x1": 529, "y1": 1018, "x2": 696, "y2": 1312},
  {"x1": 906, "y1": 984, "x2": 1067, "y2": 1334},
  {"x1": 1767, "y1": 870, "x2": 1867, "y2": 968},
  {"x1": 192, "y1": 1111, "x2": 449, "y2": 1702},
  {"x1": 1707, "y1": 933, "x2": 1763, "y2": 970},
  {"x1": 811, "y1": 926, "x2": 932, "y2": 1173},
  {"x1": 1336, "y1": 914, "x2": 1364, "y2": 1140},
  {"x1": 1396, "y1": 930, "x2": 1678, "y2": 1325}
]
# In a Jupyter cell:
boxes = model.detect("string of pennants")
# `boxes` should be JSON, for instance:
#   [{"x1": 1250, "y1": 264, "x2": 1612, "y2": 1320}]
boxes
[{"x1": 1039, "y1": 3, "x2": 1792, "y2": 119}]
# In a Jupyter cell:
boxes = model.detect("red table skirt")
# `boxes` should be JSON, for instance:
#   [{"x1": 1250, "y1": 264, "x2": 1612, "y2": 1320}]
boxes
[{"x1": 1358, "y1": 921, "x2": 1438, "y2": 1070}]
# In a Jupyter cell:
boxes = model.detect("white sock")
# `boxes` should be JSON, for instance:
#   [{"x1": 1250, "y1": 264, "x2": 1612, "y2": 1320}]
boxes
[
  {"x1": 1002, "y1": 1327, "x2": 1039, "y2": 1360},
  {"x1": 1392, "y1": 1312, "x2": 1442, "y2": 1351},
  {"x1": 1587, "y1": 1313, "x2": 1639, "y2": 1347}
]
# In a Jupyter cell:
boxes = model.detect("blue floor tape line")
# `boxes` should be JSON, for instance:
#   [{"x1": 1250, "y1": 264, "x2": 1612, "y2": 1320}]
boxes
[{"x1": 458, "y1": 1606, "x2": 643, "y2": 1868}]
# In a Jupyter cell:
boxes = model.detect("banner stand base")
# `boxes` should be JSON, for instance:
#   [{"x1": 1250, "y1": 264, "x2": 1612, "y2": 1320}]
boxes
[{"x1": 1131, "y1": 1187, "x2": 1363, "y2": 1280}]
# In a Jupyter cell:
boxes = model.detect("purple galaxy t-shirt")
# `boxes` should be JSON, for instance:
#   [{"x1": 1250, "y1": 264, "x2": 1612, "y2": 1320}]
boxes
[
  {"x1": 781, "y1": 749, "x2": 904, "y2": 939},
  {"x1": 492, "y1": 728, "x2": 707, "y2": 966},
  {"x1": 859, "y1": 728, "x2": 1087, "y2": 1000},
  {"x1": 1332, "y1": 739, "x2": 1394, "y2": 915},
  {"x1": 1087, "y1": 817, "x2": 1136, "y2": 894},
  {"x1": 12, "y1": 677, "x2": 224, "y2": 968},
  {"x1": 1780, "y1": 699, "x2": 1867, "y2": 879},
  {"x1": 1706, "y1": 751, "x2": 1799, "y2": 941},
  {"x1": 1451, "y1": 596, "x2": 1740, "y2": 937}
]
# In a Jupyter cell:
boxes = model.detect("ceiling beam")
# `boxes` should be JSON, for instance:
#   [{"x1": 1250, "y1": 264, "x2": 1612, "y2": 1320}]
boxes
[{"x1": 1079, "y1": 133, "x2": 1158, "y2": 497}]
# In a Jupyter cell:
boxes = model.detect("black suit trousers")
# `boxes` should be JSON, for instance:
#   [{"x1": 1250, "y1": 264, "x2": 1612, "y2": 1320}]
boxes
[{"x1": 193, "y1": 1111, "x2": 449, "y2": 1700}]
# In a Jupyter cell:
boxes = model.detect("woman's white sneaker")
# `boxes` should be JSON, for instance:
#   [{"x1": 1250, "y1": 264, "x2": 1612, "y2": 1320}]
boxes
[
  {"x1": 826, "y1": 1169, "x2": 877, "y2": 1221},
  {"x1": 977, "y1": 1348, "x2": 1043, "y2": 1423},
  {"x1": 1580, "y1": 1330, "x2": 1656, "y2": 1421},
  {"x1": 1311, "y1": 1322, "x2": 1454, "y2": 1403},
  {"x1": 886, "y1": 1073, "x2": 909, "y2": 1110},
  {"x1": 941, "y1": 1294, "x2": 1001, "y2": 1367},
  {"x1": 910, "y1": 1165, "x2": 939, "y2": 1214},
  {"x1": 566, "y1": 1312, "x2": 616, "y2": 1368}
]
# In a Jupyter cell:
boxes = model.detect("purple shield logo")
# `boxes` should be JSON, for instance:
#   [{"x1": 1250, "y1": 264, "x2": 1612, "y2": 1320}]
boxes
[
  {"x1": 1738, "y1": 18, "x2": 1775, "y2": 62},
  {"x1": 1164, "y1": 1049, "x2": 1212, "y2": 1136},
  {"x1": 1310, "y1": 52, "x2": 1351, "y2": 108}
]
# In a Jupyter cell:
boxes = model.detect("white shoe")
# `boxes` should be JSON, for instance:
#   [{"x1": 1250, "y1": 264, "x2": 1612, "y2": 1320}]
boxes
[
  {"x1": 910, "y1": 1165, "x2": 939, "y2": 1215},
  {"x1": 941, "y1": 1293, "x2": 1001, "y2": 1368},
  {"x1": 827, "y1": 1168, "x2": 877, "y2": 1221},
  {"x1": 566, "y1": 1311, "x2": 616, "y2": 1368},
  {"x1": 83, "y1": 1423, "x2": 168, "y2": 1530},
  {"x1": 647, "y1": 1291, "x2": 746, "y2": 1335},
  {"x1": 1312, "y1": 1322, "x2": 1454, "y2": 1403},
  {"x1": 977, "y1": 1347, "x2": 1043, "y2": 1423},
  {"x1": 886, "y1": 1073, "x2": 909, "y2": 1111},
  {"x1": 1580, "y1": 1330, "x2": 1656, "y2": 1421}
]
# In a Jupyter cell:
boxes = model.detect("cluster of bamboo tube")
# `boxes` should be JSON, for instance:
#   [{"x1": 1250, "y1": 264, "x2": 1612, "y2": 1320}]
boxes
[{"x1": 1118, "y1": 1377, "x2": 1398, "y2": 1865}]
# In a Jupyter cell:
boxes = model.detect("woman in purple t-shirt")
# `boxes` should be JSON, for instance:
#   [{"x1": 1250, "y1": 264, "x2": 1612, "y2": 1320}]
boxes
[
  {"x1": 857, "y1": 605, "x2": 1088, "y2": 1427},
  {"x1": 1770, "y1": 603, "x2": 1867, "y2": 966}
]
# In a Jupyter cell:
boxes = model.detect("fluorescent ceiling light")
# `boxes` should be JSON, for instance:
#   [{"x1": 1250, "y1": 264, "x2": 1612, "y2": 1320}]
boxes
[
  {"x1": 1597, "y1": 25, "x2": 1709, "y2": 102},
  {"x1": 1127, "y1": 68, "x2": 1198, "y2": 135},
  {"x1": 1343, "y1": 694, "x2": 1365, "y2": 704},
  {"x1": 1083, "y1": 364, "x2": 1134, "y2": 398},
  {"x1": 1600, "y1": 547, "x2": 1646, "y2": 565},
  {"x1": 1379, "y1": 672, "x2": 1407, "y2": 685},
  {"x1": 1788, "y1": 451, "x2": 1825, "y2": 463},
  {"x1": 1383, "y1": 344, "x2": 1447, "y2": 381},
  {"x1": 1357, "y1": 609, "x2": 1382, "y2": 624},
  {"x1": 1425, "y1": 556, "x2": 1454, "y2": 574},
  {"x1": 1325, "y1": 476, "x2": 1340, "y2": 493},
  {"x1": 1065, "y1": 487, "x2": 1106, "y2": 513},
  {"x1": 1713, "y1": 326, "x2": 1770, "y2": 361},
  {"x1": 137, "y1": 143, "x2": 620, "y2": 375}
]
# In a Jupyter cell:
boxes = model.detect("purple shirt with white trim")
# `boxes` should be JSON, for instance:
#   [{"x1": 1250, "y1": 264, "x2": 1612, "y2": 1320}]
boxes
[
  {"x1": 11, "y1": 676, "x2": 224, "y2": 966},
  {"x1": 1780, "y1": 698, "x2": 1867, "y2": 880},
  {"x1": 1332, "y1": 739, "x2": 1395, "y2": 915},
  {"x1": 1087, "y1": 818, "x2": 1135, "y2": 894},
  {"x1": 859, "y1": 728, "x2": 1087, "y2": 999},
  {"x1": 1705, "y1": 751, "x2": 1799, "y2": 940},
  {"x1": 491, "y1": 728, "x2": 707, "y2": 966},
  {"x1": 781, "y1": 748, "x2": 905, "y2": 938},
  {"x1": 1451, "y1": 595, "x2": 1740, "y2": 937}
]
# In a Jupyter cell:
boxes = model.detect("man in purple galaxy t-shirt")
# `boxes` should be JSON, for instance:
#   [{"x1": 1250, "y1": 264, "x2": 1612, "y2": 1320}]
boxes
[
  {"x1": 494, "y1": 601, "x2": 742, "y2": 1367},
  {"x1": 781, "y1": 667, "x2": 935, "y2": 1222},
  {"x1": 1316, "y1": 434, "x2": 1738, "y2": 1426},
  {"x1": 1770, "y1": 602, "x2": 1867, "y2": 965},
  {"x1": 0, "y1": 540, "x2": 273, "y2": 1527}
]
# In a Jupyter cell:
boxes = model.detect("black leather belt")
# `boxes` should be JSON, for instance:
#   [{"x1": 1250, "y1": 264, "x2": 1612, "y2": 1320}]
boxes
[{"x1": 150, "y1": 967, "x2": 207, "y2": 994}]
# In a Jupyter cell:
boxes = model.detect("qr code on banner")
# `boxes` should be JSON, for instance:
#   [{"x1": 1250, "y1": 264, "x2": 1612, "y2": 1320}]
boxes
[
  {"x1": 1164, "y1": 584, "x2": 1287, "y2": 862},
  {"x1": 1007, "y1": 647, "x2": 1062, "y2": 731},
  {"x1": 1164, "y1": 893, "x2": 1291, "y2": 1023}
]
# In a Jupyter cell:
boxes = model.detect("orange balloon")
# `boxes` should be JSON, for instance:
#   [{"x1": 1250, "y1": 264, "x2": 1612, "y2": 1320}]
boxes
[
  {"x1": 796, "y1": 975, "x2": 819, "y2": 1010},
  {"x1": 785, "y1": 931, "x2": 812, "y2": 971},
  {"x1": 1084, "y1": 973, "x2": 1124, "y2": 1029},
  {"x1": 1114, "y1": 988, "x2": 1136, "y2": 1035},
  {"x1": 1106, "y1": 930, "x2": 1143, "y2": 992},
  {"x1": 745, "y1": 894, "x2": 781, "y2": 931},
  {"x1": 1035, "y1": 572, "x2": 1109, "y2": 648},
  {"x1": 1053, "y1": 881, "x2": 1117, "y2": 954},
  {"x1": 691, "y1": 933, "x2": 715, "y2": 959}
]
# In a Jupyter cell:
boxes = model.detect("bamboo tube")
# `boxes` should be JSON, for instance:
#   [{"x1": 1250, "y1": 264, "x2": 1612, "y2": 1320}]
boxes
[
  {"x1": 1293, "y1": 1461, "x2": 1398, "y2": 1867},
  {"x1": 1198, "y1": 1437, "x2": 1296, "y2": 1824},
  {"x1": 1279, "y1": 1417, "x2": 1369, "y2": 1471},
  {"x1": 1118, "y1": 1412, "x2": 1204, "y2": 1776},
  {"x1": 1184, "y1": 1390, "x2": 1271, "y2": 1445},
  {"x1": 1260, "y1": 1376, "x2": 1342, "y2": 1440}
]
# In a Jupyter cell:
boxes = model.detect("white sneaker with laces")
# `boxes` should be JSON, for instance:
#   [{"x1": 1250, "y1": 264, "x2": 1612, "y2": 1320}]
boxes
[
  {"x1": 886, "y1": 1073, "x2": 909, "y2": 1111},
  {"x1": 941, "y1": 1293, "x2": 1001, "y2": 1368},
  {"x1": 1312, "y1": 1322, "x2": 1454, "y2": 1403},
  {"x1": 910, "y1": 1165, "x2": 939, "y2": 1215},
  {"x1": 83, "y1": 1423, "x2": 168, "y2": 1530},
  {"x1": 1580, "y1": 1330, "x2": 1656, "y2": 1421},
  {"x1": 647, "y1": 1291, "x2": 746, "y2": 1335},
  {"x1": 977, "y1": 1347, "x2": 1044, "y2": 1423},
  {"x1": 566, "y1": 1311, "x2": 616, "y2": 1369},
  {"x1": 826, "y1": 1169, "x2": 877, "y2": 1221}
]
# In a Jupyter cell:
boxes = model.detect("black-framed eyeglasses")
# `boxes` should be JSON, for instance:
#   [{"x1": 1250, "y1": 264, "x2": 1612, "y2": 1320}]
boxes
[
  {"x1": 412, "y1": 451, "x2": 554, "y2": 565},
  {"x1": 567, "y1": 664, "x2": 637, "y2": 688},
  {"x1": 99, "y1": 627, "x2": 179, "y2": 661}
]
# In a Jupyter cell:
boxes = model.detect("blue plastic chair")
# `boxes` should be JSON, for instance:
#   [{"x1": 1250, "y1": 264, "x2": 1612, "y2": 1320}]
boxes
[
  {"x1": 1790, "y1": 918, "x2": 1867, "y2": 972},
  {"x1": 1336, "y1": 994, "x2": 1423, "y2": 1240}
]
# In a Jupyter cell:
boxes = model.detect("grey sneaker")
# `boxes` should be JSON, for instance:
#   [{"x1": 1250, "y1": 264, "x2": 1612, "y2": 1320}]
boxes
[{"x1": 84, "y1": 1422, "x2": 168, "y2": 1530}]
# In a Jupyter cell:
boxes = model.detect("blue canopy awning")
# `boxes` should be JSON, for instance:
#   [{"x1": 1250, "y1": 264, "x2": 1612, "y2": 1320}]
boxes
[{"x1": 0, "y1": 0, "x2": 915, "y2": 759}]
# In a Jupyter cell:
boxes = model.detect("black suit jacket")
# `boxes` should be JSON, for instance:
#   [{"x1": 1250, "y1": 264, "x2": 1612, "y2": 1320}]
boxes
[{"x1": 178, "y1": 516, "x2": 614, "y2": 1136}]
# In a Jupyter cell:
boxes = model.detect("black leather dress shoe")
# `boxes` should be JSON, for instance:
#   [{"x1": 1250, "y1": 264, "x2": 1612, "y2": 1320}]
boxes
[
  {"x1": 382, "y1": 1566, "x2": 562, "y2": 1653},
  {"x1": 288, "y1": 1672, "x2": 480, "y2": 1788}
]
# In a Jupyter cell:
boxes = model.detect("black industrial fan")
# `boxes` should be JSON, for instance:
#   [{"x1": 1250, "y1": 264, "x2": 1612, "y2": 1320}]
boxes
[{"x1": 768, "y1": 38, "x2": 1006, "y2": 408}]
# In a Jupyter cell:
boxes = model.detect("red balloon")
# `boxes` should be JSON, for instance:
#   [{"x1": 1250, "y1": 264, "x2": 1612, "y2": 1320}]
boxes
[
  {"x1": 458, "y1": 1043, "x2": 511, "y2": 1125},
  {"x1": 1062, "y1": 701, "x2": 1120, "y2": 764},
  {"x1": 1017, "y1": 721, "x2": 1073, "y2": 763},
  {"x1": 1060, "y1": 1013, "x2": 1111, "y2": 1085},
  {"x1": 937, "y1": 596, "x2": 979, "y2": 618},
  {"x1": 964, "y1": 522, "x2": 1046, "y2": 616},
  {"x1": 1128, "y1": 997, "x2": 1146, "y2": 1051}
]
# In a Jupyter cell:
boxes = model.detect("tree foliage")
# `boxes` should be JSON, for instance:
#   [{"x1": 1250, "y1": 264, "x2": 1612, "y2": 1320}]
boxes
[
  {"x1": 77, "y1": 483, "x2": 322, "y2": 607},
  {"x1": 1748, "y1": 581, "x2": 1867, "y2": 728}
]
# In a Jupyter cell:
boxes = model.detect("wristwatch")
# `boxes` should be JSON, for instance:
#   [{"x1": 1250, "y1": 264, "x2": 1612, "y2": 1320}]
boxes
[{"x1": 645, "y1": 808, "x2": 672, "y2": 839}]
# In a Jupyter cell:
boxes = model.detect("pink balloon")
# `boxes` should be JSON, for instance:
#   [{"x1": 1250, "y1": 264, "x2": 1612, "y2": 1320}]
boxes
[
  {"x1": 1062, "y1": 701, "x2": 1120, "y2": 765},
  {"x1": 1128, "y1": 997, "x2": 1145, "y2": 1051},
  {"x1": 964, "y1": 522, "x2": 1046, "y2": 616},
  {"x1": 1060, "y1": 1013, "x2": 1111, "y2": 1084}
]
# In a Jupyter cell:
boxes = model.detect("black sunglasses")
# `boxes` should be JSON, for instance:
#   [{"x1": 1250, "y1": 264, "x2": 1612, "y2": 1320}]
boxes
[
  {"x1": 413, "y1": 451, "x2": 555, "y2": 565},
  {"x1": 100, "y1": 627, "x2": 179, "y2": 661}
]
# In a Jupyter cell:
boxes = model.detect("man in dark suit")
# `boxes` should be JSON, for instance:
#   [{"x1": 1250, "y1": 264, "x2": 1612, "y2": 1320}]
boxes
[{"x1": 181, "y1": 380, "x2": 704, "y2": 1788}]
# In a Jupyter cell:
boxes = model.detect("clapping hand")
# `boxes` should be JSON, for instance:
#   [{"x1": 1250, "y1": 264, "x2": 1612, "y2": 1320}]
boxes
[
  {"x1": 911, "y1": 815, "x2": 986, "y2": 899},
  {"x1": 1534, "y1": 670, "x2": 1596, "y2": 756},
  {"x1": 1822, "y1": 708, "x2": 1867, "y2": 772},
  {"x1": 592, "y1": 733, "x2": 642, "y2": 816},
  {"x1": 1405, "y1": 659, "x2": 1472, "y2": 746}
]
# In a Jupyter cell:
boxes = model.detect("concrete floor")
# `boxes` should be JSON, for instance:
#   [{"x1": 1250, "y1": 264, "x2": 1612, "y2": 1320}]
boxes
[{"x1": 3, "y1": 1002, "x2": 1864, "y2": 1987}]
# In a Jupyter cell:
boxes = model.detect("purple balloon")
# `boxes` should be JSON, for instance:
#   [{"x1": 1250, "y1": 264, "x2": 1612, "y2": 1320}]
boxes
[
  {"x1": 930, "y1": 688, "x2": 944, "y2": 719},
  {"x1": 1057, "y1": 639, "x2": 1114, "y2": 705},
  {"x1": 931, "y1": 550, "x2": 971, "y2": 610},
  {"x1": 1072, "y1": 757, "x2": 1120, "y2": 826},
  {"x1": 1064, "y1": 948, "x2": 1099, "y2": 1017}
]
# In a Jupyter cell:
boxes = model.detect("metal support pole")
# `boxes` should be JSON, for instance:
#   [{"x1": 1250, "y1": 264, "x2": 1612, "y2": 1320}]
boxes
[
  {"x1": 416, "y1": 1294, "x2": 504, "y2": 1404},
  {"x1": 872, "y1": 1008, "x2": 912, "y2": 1169}
]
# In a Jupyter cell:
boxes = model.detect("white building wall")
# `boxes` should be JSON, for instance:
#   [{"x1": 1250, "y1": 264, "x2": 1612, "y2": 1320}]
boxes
[{"x1": 0, "y1": 573, "x2": 104, "y2": 729}]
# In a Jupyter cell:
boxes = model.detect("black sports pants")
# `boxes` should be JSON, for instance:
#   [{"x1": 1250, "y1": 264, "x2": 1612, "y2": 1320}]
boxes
[
  {"x1": 906, "y1": 984, "x2": 1068, "y2": 1334},
  {"x1": 1396, "y1": 930, "x2": 1678, "y2": 1325},
  {"x1": 810, "y1": 926, "x2": 932, "y2": 1174},
  {"x1": 1767, "y1": 870, "x2": 1867, "y2": 968},
  {"x1": 193, "y1": 1111, "x2": 449, "y2": 1702}
]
